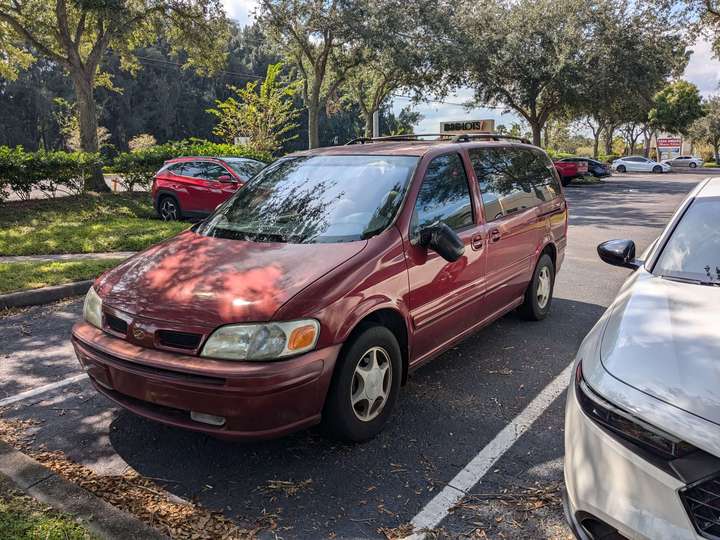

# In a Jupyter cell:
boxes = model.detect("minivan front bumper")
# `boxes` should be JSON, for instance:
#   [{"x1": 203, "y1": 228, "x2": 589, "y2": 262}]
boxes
[{"x1": 71, "y1": 322, "x2": 340, "y2": 440}]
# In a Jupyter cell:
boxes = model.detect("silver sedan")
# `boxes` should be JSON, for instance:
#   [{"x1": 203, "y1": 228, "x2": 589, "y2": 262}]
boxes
[{"x1": 662, "y1": 155, "x2": 704, "y2": 168}]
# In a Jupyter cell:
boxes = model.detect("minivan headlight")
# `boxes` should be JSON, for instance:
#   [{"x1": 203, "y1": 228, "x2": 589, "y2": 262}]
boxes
[
  {"x1": 201, "y1": 320, "x2": 320, "y2": 361},
  {"x1": 83, "y1": 286, "x2": 103, "y2": 329}
]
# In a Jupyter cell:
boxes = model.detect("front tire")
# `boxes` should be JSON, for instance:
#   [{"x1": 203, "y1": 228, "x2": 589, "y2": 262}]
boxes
[
  {"x1": 323, "y1": 325, "x2": 402, "y2": 442},
  {"x1": 518, "y1": 253, "x2": 555, "y2": 321},
  {"x1": 690, "y1": 162, "x2": 697, "y2": 168},
  {"x1": 616, "y1": 164, "x2": 626, "y2": 173},
  {"x1": 653, "y1": 165, "x2": 662, "y2": 173}
]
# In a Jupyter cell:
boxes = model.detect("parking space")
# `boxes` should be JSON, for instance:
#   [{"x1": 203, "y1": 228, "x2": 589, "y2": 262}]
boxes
[{"x1": 0, "y1": 172, "x2": 707, "y2": 538}]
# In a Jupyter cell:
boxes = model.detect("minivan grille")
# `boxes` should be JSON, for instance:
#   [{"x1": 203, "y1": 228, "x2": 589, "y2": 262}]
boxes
[
  {"x1": 156, "y1": 330, "x2": 202, "y2": 351},
  {"x1": 105, "y1": 314, "x2": 128, "y2": 336},
  {"x1": 683, "y1": 476, "x2": 720, "y2": 539}
]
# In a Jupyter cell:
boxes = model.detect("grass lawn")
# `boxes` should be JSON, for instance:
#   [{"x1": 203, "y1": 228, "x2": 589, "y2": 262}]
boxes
[
  {"x1": 0, "y1": 193, "x2": 187, "y2": 256},
  {"x1": 0, "y1": 476, "x2": 95, "y2": 539},
  {"x1": 0, "y1": 259, "x2": 124, "y2": 294}
]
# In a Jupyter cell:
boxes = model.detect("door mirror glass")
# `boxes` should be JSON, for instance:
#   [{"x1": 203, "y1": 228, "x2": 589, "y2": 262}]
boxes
[
  {"x1": 418, "y1": 222, "x2": 465, "y2": 262},
  {"x1": 597, "y1": 239, "x2": 640, "y2": 269}
]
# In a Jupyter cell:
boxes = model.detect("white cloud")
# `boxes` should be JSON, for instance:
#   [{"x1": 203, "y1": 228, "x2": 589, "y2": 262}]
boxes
[
  {"x1": 223, "y1": 0, "x2": 258, "y2": 26},
  {"x1": 684, "y1": 36, "x2": 720, "y2": 96}
]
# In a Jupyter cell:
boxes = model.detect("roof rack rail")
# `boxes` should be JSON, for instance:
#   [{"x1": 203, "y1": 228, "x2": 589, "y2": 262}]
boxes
[{"x1": 345, "y1": 132, "x2": 531, "y2": 145}]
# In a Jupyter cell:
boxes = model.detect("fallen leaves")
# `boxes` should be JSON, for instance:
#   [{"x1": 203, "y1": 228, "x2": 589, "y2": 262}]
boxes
[
  {"x1": 261, "y1": 479, "x2": 312, "y2": 497},
  {"x1": 378, "y1": 522, "x2": 414, "y2": 539}
]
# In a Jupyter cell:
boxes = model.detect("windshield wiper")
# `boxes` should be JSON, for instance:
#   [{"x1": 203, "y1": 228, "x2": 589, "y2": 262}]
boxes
[{"x1": 661, "y1": 275, "x2": 720, "y2": 287}]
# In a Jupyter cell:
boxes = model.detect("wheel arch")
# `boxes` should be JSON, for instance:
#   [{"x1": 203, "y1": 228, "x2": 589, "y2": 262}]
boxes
[{"x1": 337, "y1": 307, "x2": 411, "y2": 385}]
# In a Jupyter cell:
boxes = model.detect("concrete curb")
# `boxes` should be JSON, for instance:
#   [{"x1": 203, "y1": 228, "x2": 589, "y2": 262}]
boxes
[
  {"x1": 0, "y1": 252, "x2": 136, "y2": 264},
  {"x1": 0, "y1": 280, "x2": 92, "y2": 309},
  {"x1": 0, "y1": 441, "x2": 168, "y2": 539}
]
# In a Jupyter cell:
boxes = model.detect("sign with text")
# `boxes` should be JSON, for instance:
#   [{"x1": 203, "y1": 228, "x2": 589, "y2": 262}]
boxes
[
  {"x1": 657, "y1": 137, "x2": 681, "y2": 149},
  {"x1": 440, "y1": 119, "x2": 495, "y2": 134}
]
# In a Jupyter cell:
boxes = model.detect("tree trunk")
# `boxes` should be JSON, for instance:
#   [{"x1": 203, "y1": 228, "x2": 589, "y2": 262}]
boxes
[
  {"x1": 604, "y1": 126, "x2": 615, "y2": 156},
  {"x1": 592, "y1": 133, "x2": 600, "y2": 159},
  {"x1": 543, "y1": 125, "x2": 550, "y2": 148},
  {"x1": 530, "y1": 122, "x2": 542, "y2": 147},
  {"x1": 363, "y1": 110, "x2": 373, "y2": 139},
  {"x1": 72, "y1": 72, "x2": 108, "y2": 192},
  {"x1": 307, "y1": 102, "x2": 320, "y2": 149}
]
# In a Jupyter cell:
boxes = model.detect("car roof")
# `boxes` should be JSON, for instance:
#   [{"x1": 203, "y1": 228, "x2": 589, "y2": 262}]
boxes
[
  {"x1": 287, "y1": 138, "x2": 540, "y2": 159},
  {"x1": 697, "y1": 177, "x2": 720, "y2": 199},
  {"x1": 220, "y1": 156, "x2": 265, "y2": 163}
]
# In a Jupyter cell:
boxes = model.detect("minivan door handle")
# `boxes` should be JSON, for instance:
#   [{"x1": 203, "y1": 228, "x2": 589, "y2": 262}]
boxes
[{"x1": 490, "y1": 228, "x2": 501, "y2": 242}]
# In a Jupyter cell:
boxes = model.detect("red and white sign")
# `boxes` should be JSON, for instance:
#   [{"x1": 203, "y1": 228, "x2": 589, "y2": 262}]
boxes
[{"x1": 657, "y1": 137, "x2": 682, "y2": 148}]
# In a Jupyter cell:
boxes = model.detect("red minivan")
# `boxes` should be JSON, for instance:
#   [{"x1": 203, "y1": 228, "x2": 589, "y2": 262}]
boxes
[
  {"x1": 73, "y1": 134, "x2": 567, "y2": 442},
  {"x1": 152, "y1": 156, "x2": 266, "y2": 220}
]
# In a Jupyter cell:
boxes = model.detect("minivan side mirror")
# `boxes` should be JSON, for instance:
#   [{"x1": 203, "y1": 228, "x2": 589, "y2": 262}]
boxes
[
  {"x1": 218, "y1": 174, "x2": 234, "y2": 183},
  {"x1": 417, "y1": 222, "x2": 465, "y2": 262},
  {"x1": 597, "y1": 239, "x2": 641, "y2": 270}
]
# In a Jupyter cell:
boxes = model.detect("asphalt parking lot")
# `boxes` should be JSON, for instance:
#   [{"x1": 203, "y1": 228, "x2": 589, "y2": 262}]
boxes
[{"x1": 0, "y1": 172, "x2": 708, "y2": 539}]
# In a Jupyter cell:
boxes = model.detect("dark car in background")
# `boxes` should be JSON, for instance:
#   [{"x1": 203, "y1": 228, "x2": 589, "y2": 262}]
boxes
[
  {"x1": 152, "y1": 156, "x2": 267, "y2": 220},
  {"x1": 558, "y1": 157, "x2": 611, "y2": 178}
]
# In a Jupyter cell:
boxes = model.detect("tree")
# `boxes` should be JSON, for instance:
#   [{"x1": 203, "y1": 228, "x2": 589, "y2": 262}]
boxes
[
  {"x1": 460, "y1": 0, "x2": 590, "y2": 146},
  {"x1": 207, "y1": 62, "x2": 300, "y2": 154},
  {"x1": 689, "y1": 97, "x2": 720, "y2": 162},
  {"x1": 649, "y1": 80, "x2": 705, "y2": 136},
  {"x1": 0, "y1": 0, "x2": 229, "y2": 190},
  {"x1": 258, "y1": 0, "x2": 367, "y2": 149}
]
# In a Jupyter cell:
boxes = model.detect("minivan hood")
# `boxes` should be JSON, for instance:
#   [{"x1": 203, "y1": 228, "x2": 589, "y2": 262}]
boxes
[
  {"x1": 97, "y1": 230, "x2": 367, "y2": 327},
  {"x1": 600, "y1": 270, "x2": 720, "y2": 425}
]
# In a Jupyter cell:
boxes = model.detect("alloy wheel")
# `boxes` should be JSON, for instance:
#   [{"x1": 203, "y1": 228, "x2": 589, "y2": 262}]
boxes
[
  {"x1": 160, "y1": 198, "x2": 178, "y2": 221},
  {"x1": 350, "y1": 346, "x2": 392, "y2": 422},
  {"x1": 537, "y1": 266, "x2": 551, "y2": 309}
]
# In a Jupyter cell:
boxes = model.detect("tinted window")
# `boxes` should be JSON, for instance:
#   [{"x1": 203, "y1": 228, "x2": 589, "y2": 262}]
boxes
[
  {"x1": 470, "y1": 147, "x2": 559, "y2": 221},
  {"x1": 224, "y1": 159, "x2": 266, "y2": 179},
  {"x1": 411, "y1": 153, "x2": 473, "y2": 236},
  {"x1": 196, "y1": 155, "x2": 417, "y2": 243},
  {"x1": 203, "y1": 163, "x2": 229, "y2": 180},
  {"x1": 182, "y1": 161, "x2": 207, "y2": 177},
  {"x1": 625, "y1": 157, "x2": 645, "y2": 162},
  {"x1": 653, "y1": 198, "x2": 720, "y2": 284}
]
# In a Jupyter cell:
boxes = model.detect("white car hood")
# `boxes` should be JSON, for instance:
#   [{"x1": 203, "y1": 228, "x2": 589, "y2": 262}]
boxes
[{"x1": 600, "y1": 270, "x2": 720, "y2": 425}]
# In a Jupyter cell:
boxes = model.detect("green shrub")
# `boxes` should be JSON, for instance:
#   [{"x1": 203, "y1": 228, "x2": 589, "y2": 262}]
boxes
[
  {"x1": 0, "y1": 147, "x2": 102, "y2": 203},
  {"x1": 598, "y1": 154, "x2": 620, "y2": 163},
  {"x1": 112, "y1": 139, "x2": 272, "y2": 191}
]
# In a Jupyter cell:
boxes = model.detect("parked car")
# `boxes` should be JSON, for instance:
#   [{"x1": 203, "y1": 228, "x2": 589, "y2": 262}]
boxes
[
  {"x1": 662, "y1": 155, "x2": 704, "y2": 168},
  {"x1": 611, "y1": 155, "x2": 671, "y2": 173},
  {"x1": 564, "y1": 177, "x2": 720, "y2": 539},
  {"x1": 554, "y1": 159, "x2": 589, "y2": 186},
  {"x1": 557, "y1": 157, "x2": 611, "y2": 178},
  {"x1": 152, "y1": 156, "x2": 267, "y2": 220},
  {"x1": 72, "y1": 134, "x2": 568, "y2": 442}
]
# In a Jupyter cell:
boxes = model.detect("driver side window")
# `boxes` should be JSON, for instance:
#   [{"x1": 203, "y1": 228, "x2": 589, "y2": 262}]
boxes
[{"x1": 411, "y1": 153, "x2": 473, "y2": 237}]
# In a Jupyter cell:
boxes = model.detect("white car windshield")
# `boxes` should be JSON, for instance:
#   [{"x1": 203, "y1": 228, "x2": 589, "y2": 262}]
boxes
[{"x1": 654, "y1": 198, "x2": 720, "y2": 285}]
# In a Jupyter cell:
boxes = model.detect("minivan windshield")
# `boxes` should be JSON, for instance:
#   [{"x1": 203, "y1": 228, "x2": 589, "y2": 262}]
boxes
[
  {"x1": 196, "y1": 155, "x2": 418, "y2": 243},
  {"x1": 653, "y1": 198, "x2": 720, "y2": 285}
]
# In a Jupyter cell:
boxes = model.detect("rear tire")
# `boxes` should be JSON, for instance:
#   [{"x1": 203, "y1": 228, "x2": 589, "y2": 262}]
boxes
[
  {"x1": 616, "y1": 165, "x2": 626, "y2": 173},
  {"x1": 653, "y1": 165, "x2": 662, "y2": 173},
  {"x1": 518, "y1": 253, "x2": 555, "y2": 321},
  {"x1": 560, "y1": 175, "x2": 570, "y2": 187},
  {"x1": 158, "y1": 195, "x2": 181, "y2": 221},
  {"x1": 322, "y1": 325, "x2": 401, "y2": 442}
]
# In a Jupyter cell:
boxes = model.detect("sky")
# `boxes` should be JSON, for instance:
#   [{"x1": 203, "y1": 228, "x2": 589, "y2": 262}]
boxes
[{"x1": 223, "y1": 0, "x2": 720, "y2": 133}]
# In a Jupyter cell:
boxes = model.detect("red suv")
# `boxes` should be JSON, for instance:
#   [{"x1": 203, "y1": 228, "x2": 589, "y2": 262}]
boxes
[
  {"x1": 73, "y1": 134, "x2": 567, "y2": 442},
  {"x1": 152, "y1": 156, "x2": 266, "y2": 220}
]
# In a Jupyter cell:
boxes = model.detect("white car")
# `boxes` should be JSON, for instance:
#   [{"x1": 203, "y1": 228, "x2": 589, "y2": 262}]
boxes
[
  {"x1": 662, "y1": 155, "x2": 704, "y2": 169},
  {"x1": 611, "y1": 155, "x2": 671, "y2": 173},
  {"x1": 564, "y1": 177, "x2": 720, "y2": 540}
]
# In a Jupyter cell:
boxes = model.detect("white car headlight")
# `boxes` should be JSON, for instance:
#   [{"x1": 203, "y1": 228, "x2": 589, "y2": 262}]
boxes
[
  {"x1": 83, "y1": 286, "x2": 103, "y2": 329},
  {"x1": 201, "y1": 319, "x2": 320, "y2": 361}
]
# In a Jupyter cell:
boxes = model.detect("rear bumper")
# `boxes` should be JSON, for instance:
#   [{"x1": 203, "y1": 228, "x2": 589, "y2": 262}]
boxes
[{"x1": 72, "y1": 322, "x2": 340, "y2": 440}]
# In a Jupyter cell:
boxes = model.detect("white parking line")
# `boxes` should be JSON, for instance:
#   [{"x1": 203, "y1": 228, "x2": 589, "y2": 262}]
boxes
[
  {"x1": 0, "y1": 373, "x2": 88, "y2": 408},
  {"x1": 408, "y1": 362, "x2": 574, "y2": 537}
]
